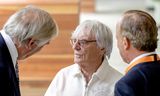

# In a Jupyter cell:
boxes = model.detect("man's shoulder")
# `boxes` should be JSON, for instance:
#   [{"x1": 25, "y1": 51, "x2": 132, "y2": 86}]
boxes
[
  {"x1": 119, "y1": 61, "x2": 159, "y2": 83},
  {"x1": 129, "y1": 61, "x2": 160, "y2": 74}
]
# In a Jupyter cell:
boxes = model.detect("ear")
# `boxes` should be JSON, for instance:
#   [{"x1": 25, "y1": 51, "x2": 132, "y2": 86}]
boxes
[
  {"x1": 122, "y1": 37, "x2": 130, "y2": 50},
  {"x1": 100, "y1": 48, "x2": 106, "y2": 55},
  {"x1": 27, "y1": 38, "x2": 37, "y2": 50}
]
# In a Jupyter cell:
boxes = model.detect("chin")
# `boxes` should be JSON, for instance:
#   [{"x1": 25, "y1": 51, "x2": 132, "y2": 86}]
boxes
[
  {"x1": 74, "y1": 60, "x2": 81, "y2": 64},
  {"x1": 74, "y1": 59, "x2": 85, "y2": 65},
  {"x1": 74, "y1": 60, "x2": 79, "y2": 64}
]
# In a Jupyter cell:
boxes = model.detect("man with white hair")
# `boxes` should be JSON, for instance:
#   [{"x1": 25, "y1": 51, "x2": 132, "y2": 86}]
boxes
[
  {"x1": 0, "y1": 6, "x2": 58, "y2": 96},
  {"x1": 45, "y1": 20, "x2": 122, "y2": 96}
]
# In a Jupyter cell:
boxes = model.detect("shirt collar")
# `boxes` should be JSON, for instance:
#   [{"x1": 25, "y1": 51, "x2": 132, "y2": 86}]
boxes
[
  {"x1": 94, "y1": 57, "x2": 109, "y2": 80},
  {"x1": 73, "y1": 57, "x2": 110, "y2": 80},
  {"x1": 126, "y1": 53, "x2": 160, "y2": 74},
  {"x1": 73, "y1": 64, "x2": 82, "y2": 77},
  {"x1": 0, "y1": 30, "x2": 18, "y2": 69},
  {"x1": 129, "y1": 52, "x2": 157, "y2": 65}
]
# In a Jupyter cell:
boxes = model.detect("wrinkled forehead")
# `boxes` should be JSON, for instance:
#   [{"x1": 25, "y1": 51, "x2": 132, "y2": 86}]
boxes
[{"x1": 71, "y1": 23, "x2": 95, "y2": 39}]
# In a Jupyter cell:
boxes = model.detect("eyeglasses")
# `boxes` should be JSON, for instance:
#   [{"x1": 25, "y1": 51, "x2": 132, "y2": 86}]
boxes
[{"x1": 70, "y1": 39, "x2": 96, "y2": 47}]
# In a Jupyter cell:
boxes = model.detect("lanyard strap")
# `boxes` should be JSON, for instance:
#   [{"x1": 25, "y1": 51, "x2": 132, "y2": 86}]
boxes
[{"x1": 125, "y1": 54, "x2": 160, "y2": 73}]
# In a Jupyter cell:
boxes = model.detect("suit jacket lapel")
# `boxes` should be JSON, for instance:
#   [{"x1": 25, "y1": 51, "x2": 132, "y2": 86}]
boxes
[{"x1": 0, "y1": 33, "x2": 20, "y2": 96}]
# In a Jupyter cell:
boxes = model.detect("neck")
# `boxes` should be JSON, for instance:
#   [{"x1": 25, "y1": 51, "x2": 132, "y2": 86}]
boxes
[
  {"x1": 80, "y1": 58, "x2": 103, "y2": 83},
  {"x1": 127, "y1": 50, "x2": 149, "y2": 63}
]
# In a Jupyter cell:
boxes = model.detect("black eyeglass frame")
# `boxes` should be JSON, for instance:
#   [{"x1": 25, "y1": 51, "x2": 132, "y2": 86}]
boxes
[{"x1": 70, "y1": 39, "x2": 96, "y2": 47}]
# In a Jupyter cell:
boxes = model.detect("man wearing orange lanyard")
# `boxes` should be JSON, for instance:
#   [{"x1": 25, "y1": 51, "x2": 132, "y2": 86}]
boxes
[{"x1": 114, "y1": 10, "x2": 160, "y2": 96}]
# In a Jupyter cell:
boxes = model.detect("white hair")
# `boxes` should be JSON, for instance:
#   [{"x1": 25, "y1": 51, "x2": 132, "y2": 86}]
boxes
[
  {"x1": 72, "y1": 20, "x2": 113, "y2": 58},
  {"x1": 3, "y1": 5, "x2": 58, "y2": 46}
]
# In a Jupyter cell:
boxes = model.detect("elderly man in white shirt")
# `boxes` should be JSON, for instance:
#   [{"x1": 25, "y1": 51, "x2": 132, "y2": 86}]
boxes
[{"x1": 45, "y1": 20, "x2": 123, "y2": 96}]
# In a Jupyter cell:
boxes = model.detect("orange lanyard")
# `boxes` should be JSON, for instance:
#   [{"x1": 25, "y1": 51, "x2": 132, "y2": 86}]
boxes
[{"x1": 125, "y1": 54, "x2": 160, "y2": 74}]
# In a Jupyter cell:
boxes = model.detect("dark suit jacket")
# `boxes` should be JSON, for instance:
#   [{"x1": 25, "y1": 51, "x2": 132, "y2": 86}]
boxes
[
  {"x1": 114, "y1": 57, "x2": 160, "y2": 96},
  {"x1": 0, "y1": 33, "x2": 20, "y2": 96}
]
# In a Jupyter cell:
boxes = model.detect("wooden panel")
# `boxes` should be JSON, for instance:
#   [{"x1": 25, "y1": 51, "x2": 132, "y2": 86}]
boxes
[
  {"x1": 0, "y1": 0, "x2": 79, "y2": 5},
  {"x1": 0, "y1": 9, "x2": 15, "y2": 29},
  {"x1": 0, "y1": 4, "x2": 80, "y2": 30},
  {"x1": 35, "y1": 30, "x2": 73, "y2": 55},
  {"x1": 19, "y1": 54, "x2": 74, "y2": 81},
  {"x1": 53, "y1": 14, "x2": 79, "y2": 30},
  {"x1": 81, "y1": 0, "x2": 95, "y2": 12}
]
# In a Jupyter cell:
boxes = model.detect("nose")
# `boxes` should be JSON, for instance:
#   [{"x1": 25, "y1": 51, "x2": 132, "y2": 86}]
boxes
[{"x1": 72, "y1": 41, "x2": 81, "y2": 50}]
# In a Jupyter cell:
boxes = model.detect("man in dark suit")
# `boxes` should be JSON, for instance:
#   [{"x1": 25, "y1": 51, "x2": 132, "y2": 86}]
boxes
[
  {"x1": 114, "y1": 10, "x2": 160, "y2": 96},
  {"x1": 0, "y1": 6, "x2": 58, "y2": 96}
]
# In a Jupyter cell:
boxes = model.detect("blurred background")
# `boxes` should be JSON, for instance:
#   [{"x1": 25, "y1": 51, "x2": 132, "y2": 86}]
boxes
[{"x1": 0, "y1": 0, "x2": 160, "y2": 96}]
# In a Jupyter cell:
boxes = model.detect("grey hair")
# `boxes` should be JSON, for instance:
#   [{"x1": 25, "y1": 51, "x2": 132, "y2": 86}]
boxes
[
  {"x1": 72, "y1": 20, "x2": 113, "y2": 59},
  {"x1": 3, "y1": 5, "x2": 58, "y2": 46},
  {"x1": 120, "y1": 10, "x2": 158, "y2": 52}
]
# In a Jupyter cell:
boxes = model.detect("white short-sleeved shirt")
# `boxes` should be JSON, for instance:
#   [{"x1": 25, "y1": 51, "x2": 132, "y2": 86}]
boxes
[{"x1": 45, "y1": 58, "x2": 123, "y2": 96}]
